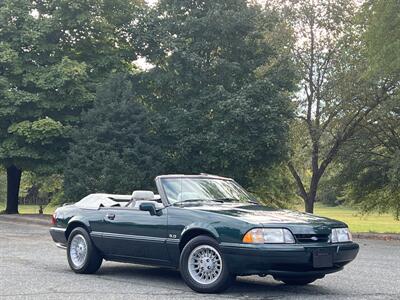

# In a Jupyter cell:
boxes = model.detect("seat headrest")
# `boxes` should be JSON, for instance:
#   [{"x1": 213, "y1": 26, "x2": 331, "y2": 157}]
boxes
[{"x1": 132, "y1": 190, "x2": 155, "y2": 201}]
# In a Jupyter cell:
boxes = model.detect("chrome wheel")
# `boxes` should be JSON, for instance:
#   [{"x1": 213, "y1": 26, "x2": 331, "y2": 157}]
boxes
[
  {"x1": 188, "y1": 245, "x2": 223, "y2": 285},
  {"x1": 69, "y1": 234, "x2": 88, "y2": 268}
]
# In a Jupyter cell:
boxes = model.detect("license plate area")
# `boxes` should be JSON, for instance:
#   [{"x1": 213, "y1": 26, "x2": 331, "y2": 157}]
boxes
[{"x1": 313, "y1": 248, "x2": 333, "y2": 268}]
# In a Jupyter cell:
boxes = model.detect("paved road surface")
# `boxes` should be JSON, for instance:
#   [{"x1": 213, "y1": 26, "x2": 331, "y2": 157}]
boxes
[{"x1": 0, "y1": 218, "x2": 399, "y2": 299}]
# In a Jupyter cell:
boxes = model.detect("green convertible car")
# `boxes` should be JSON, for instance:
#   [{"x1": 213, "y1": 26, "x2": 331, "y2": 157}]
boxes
[{"x1": 50, "y1": 174, "x2": 359, "y2": 293}]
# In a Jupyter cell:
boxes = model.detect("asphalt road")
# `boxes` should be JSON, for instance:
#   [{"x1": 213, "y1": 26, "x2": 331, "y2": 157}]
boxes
[{"x1": 0, "y1": 219, "x2": 399, "y2": 300}]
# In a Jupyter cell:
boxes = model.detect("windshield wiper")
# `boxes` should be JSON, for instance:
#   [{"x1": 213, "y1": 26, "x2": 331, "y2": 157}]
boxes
[
  {"x1": 213, "y1": 197, "x2": 236, "y2": 203},
  {"x1": 214, "y1": 197, "x2": 259, "y2": 204},
  {"x1": 171, "y1": 199, "x2": 215, "y2": 206},
  {"x1": 247, "y1": 200, "x2": 259, "y2": 204}
]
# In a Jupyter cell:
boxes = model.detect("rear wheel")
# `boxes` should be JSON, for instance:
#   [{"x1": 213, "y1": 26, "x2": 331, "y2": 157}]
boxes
[
  {"x1": 278, "y1": 276, "x2": 320, "y2": 285},
  {"x1": 67, "y1": 227, "x2": 102, "y2": 274},
  {"x1": 179, "y1": 235, "x2": 234, "y2": 293}
]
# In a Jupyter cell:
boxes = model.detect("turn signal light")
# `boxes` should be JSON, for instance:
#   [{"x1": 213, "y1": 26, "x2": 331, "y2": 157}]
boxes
[
  {"x1": 242, "y1": 228, "x2": 265, "y2": 243},
  {"x1": 242, "y1": 228, "x2": 296, "y2": 244}
]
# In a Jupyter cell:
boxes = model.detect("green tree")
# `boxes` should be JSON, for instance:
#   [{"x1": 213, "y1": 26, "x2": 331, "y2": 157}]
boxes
[
  {"x1": 337, "y1": 101, "x2": 400, "y2": 219},
  {"x1": 274, "y1": 0, "x2": 397, "y2": 213},
  {"x1": 365, "y1": 0, "x2": 400, "y2": 79},
  {"x1": 249, "y1": 163, "x2": 300, "y2": 209},
  {"x1": 138, "y1": 0, "x2": 297, "y2": 186},
  {"x1": 0, "y1": 0, "x2": 141, "y2": 213},
  {"x1": 64, "y1": 74, "x2": 165, "y2": 201},
  {"x1": 334, "y1": 0, "x2": 400, "y2": 219},
  {"x1": 0, "y1": 168, "x2": 6, "y2": 204}
]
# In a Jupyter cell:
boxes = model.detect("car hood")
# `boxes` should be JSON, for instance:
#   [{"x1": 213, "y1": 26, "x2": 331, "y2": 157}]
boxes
[{"x1": 183, "y1": 202, "x2": 345, "y2": 234}]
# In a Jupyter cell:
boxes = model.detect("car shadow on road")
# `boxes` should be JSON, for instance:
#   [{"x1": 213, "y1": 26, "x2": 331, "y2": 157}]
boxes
[
  {"x1": 95, "y1": 263, "x2": 339, "y2": 297},
  {"x1": 230, "y1": 276, "x2": 337, "y2": 297}
]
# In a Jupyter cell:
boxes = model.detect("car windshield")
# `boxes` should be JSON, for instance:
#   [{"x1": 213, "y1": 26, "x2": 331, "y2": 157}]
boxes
[{"x1": 160, "y1": 177, "x2": 256, "y2": 205}]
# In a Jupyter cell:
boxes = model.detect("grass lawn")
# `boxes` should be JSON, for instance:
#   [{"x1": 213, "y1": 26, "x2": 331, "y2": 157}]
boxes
[
  {"x1": 1, "y1": 202, "x2": 399, "y2": 234},
  {"x1": 0, "y1": 202, "x2": 56, "y2": 215},
  {"x1": 309, "y1": 203, "x2": 400, "y2": 234}
]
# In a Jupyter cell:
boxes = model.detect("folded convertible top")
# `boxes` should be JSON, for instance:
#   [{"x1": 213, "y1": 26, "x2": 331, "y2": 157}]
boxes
[{"x1": 74, "y1": 193, "x2": 131, "y2": 209}]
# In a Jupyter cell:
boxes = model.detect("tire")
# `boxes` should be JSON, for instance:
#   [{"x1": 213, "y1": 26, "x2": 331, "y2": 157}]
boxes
[
  {"x1": 278, "y1": 276, "x2": 319, "y2": 285},
  {"x1": 179, "y1": 235, "x2": 234, "y2": 293},
  {"x1": 67, "y1": 227, "x2": 102, "y2": 274}
]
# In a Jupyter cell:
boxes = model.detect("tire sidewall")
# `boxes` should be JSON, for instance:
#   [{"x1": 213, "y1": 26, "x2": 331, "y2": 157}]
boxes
[
  {"x1": 67, "y1": 227, "x2": 94, "y2": 273},
  {"x1": 179, "y1": 235, "x2": 232, "y2": 293}
]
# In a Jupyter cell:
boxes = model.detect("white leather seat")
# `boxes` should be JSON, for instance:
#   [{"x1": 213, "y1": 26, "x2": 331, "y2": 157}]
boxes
[
  {"x1": 132, "y1": 190, "x2": 155, "y2": 201},
  {"x1": 130, "y1": 190, "x2": 164, "y2": 209},
  {"x1": 133, "y1": 200, "x2": 164, "y2": 209}
]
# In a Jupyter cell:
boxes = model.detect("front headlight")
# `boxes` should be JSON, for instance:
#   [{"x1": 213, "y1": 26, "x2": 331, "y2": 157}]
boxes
[
  {"x1": 331, "y1": 227, "x2": 352, "y2": 243},
  {"x1": 242, "y1": 228, "x2": 295, "y2": 244}
]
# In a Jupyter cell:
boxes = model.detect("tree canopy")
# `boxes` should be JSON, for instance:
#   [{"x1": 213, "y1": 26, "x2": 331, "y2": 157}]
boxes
[
  {"x1": 275, "y1": 0, "x2": 398, "y2": 213},
  {"x1": 0, "y1": 0, "x2": 142, "y2": 212},
  {"x1": 333, "y1": 0, "x2": 400, "y2": 219},
  {"x1": 137, "y1": 0, "x2": 297, "y2": 185},
  {"x1": 1, "y1": 0, "x2": 399, "y2": 219},
  {"x1": 64, "y1": 74, "x2": 165, "y2": 201}
]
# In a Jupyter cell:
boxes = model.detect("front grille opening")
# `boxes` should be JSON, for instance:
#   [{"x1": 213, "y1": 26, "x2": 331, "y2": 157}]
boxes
[{"x1": 295, "y1": 234, "x2": 330, "y2": 243}]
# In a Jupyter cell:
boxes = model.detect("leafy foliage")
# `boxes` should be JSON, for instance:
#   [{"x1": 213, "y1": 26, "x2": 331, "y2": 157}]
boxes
[
  {"x1": 331, "y1": 0, "x2": 400, "y2": 219},
  {"x1": 0, "y1": 0, "x2": 142, "y2": 172},
  {"x1": 137, "y1": 0, "x2": 297, "y2": 185},
  {"x1": 364, "y1": 0, "x2": 400, "y2": 79},
  {"x1": 249, "y1": 164, "x2": 300, "y2": 208},
  {"x1": 274, "y1": 0, "x2": 398, "y2": 213},
  {"x1": 2, "y1": 0, "x2": 399, "y2": 217},
  {"x1": 64, "y1": 74, "x2": 165, "y2": 201},
  {"x1": 335, "y1": 96, "x2": 400, "y2": 219},
  {"x1": 0, "y1": 0, "x2": 142, "y2": 212},
  {"x1": 0, "y1": 168, "x2": 6, "y2": 204}
]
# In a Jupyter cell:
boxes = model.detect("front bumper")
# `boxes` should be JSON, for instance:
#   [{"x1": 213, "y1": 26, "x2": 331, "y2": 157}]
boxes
[{"x1": 220, "y1": 241, "x2": 359, "y2": 277}]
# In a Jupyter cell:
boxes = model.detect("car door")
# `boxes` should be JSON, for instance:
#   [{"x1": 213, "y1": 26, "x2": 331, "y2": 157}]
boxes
[{"x1": 97, "y1": 206, "x2": 170, "y2": 263}]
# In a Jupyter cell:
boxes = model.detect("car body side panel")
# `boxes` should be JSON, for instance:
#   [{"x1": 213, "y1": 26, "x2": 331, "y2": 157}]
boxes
[{"x1": 91, "y1": 207, "x2": 170, "y2": 262}]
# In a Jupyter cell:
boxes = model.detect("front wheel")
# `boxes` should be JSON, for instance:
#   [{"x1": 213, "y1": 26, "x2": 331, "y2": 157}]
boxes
[
  {"x1": 67, "y1": 227, "x2": 102, "y2": 274},
  {"x1": 179, "y1": 235, "x2": 234, "y2": 293},
  {"x1": 278, "y1": 276, "x2": 320, "y2": 285}
]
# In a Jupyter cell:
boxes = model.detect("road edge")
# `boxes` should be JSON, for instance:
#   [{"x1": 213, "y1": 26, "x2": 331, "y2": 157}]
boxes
[
  {"x1": 1, "y1": 214, "x2": 400, "y2": 241},
  {"x1": 352, "y1": 232, "x2": 400, "y2": 241},
  {"x1": 0, "y1": 214, "x2": 50, "y2": 226}
]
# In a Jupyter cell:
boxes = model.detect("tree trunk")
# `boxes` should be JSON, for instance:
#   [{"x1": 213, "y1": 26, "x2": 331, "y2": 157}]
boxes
[
  {"x1": 305, "y1": 199, "x2": 314, "y2": 214},
  {"x1": 5, "y1": 165, "x2": 22, "y2": 214},
  {"x1": 305, "y1": 175, "x2": 319, "y2": 213}
]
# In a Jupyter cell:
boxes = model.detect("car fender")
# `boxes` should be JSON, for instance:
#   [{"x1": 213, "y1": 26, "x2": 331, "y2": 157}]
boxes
[
  {"x1": 180, "y1": 222, "x2": 220, "y2": 242},
  {"x1": 65, "y1": 216, "x2": 91, "y2": 238}
]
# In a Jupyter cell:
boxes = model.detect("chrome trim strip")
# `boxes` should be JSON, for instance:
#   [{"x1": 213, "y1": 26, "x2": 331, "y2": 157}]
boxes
[
  {"x1": 166, "y1": 238, "x2": 179, "y2": 245},
  {"x1": 92, "y1": 231, "x2": 166, "y2": 243},
  {"x1": 90, "y1": 231, "x2": 103, "y2": 238},
  {"x1": 50, "y1": 227, "x2": 66, "y2": 232},
  {"x1": 56, "y1": 243, "x2": 67, "y2": 250}
]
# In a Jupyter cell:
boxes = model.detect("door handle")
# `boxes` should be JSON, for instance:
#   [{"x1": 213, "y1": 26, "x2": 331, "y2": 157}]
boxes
[{"x1": 106, "y1": 213, "x2": 115, "y2": 220}]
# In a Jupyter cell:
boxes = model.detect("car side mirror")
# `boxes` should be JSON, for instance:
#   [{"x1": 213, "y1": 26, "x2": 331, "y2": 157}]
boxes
[{"x1": 139, "y1": 202, "x2": 162, "y2": 216}]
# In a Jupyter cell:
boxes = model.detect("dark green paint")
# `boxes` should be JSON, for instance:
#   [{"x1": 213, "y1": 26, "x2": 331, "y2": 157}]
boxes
[{"x1": 50, "y1": 176, "x2": 359, "y2": 277}]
